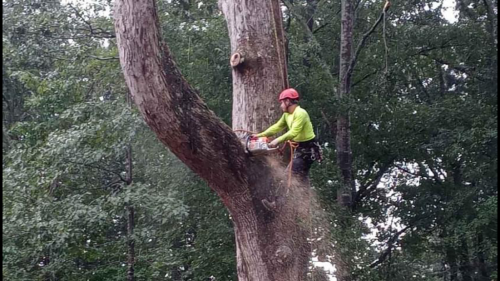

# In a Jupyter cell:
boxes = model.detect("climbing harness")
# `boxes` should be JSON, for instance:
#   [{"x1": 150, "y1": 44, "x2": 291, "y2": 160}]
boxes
[{"x1": 234, "y1": 130, "x2": 321, "y2": 188}]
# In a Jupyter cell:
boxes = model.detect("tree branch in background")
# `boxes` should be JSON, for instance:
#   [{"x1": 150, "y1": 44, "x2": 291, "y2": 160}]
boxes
[
  {"x1": 352, "y1": 158, "x2": 395, "y2": 209},
  {"x1": 66, "y1": 160, "x2": 128, "y2": 183},
  {"x1": 346, "y1": 1, "x2": 390, "y2": 79},
  {"x1": 352, "y1": 69, "x2": 378, "y2": 87},
  {"x1": 312, "y1": 23, "x2": 329, "y2": 34},
  {"x1": 281, "y1": 0, "x2": 337, "y2": 87},
  {"x1": 68, "y1": 4, "x2": 115, "y2": 39},
  {"x1": 320, "y1": 110, "x2": 336, "y2": 139},
  {"x1": 369, "y1": 225, "x2": 411, "y2": 268},
  {"x1": 87, "y1": 55, "x2": 119, "y2": 61},
  {"x1": 395, "y1": 164, "x2": 429, "y2": 179},
  {"x1": 482, "y1": 0, "x2": 497, "y2": 46},
  {"x1": 420, "y1": 54, "x2": 475, "y2": 74}
]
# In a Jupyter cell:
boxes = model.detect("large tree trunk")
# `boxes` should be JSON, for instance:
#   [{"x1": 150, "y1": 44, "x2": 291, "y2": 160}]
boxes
[
  {"x1": 335, "y1": 1, "x2": 355, "y2": 279},
  {"x1": 114, "y1": 0, "x2": 312, "y2": 280},
  {"x1": 221, "y1": 0, "x2": 288, "y2": 133},
  {"x1": 336, "y1": 0, "x2": 355, "y2": 208}
]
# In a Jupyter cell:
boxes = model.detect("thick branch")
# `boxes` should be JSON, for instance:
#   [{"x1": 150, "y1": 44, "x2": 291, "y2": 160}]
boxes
[{"x1": 114, "y1": 0, "x2": 248, "y2": 195}]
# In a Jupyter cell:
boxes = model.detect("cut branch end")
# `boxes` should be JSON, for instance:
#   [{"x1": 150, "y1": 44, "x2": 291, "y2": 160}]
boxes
[{"x1": 230, "y1": 52, "x2": 245, "y2": 67}]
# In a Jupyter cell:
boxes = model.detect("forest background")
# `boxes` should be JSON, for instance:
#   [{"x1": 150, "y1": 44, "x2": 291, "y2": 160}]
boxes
[{"x1": 2, "y1": 0, "x2": 497, "y2": 280}]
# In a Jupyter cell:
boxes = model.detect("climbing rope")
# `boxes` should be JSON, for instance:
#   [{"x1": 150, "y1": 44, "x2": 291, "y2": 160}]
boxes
[
  {"x1": 278, "y1": 140, "x2": 299, "y2": 188},
  {"x1": 268, "y1": 0, "x2": 289, "y2": 89}
]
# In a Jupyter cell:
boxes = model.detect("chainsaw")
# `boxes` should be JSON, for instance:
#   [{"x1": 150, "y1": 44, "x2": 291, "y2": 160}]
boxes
[{"x1": 244, "y1": 136, "x2": 279, "y2": 156}]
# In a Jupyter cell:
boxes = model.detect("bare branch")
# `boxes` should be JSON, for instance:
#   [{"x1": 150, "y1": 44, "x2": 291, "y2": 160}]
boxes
[
  {"x1": 87, "y1": 55, "x2": 119, "y2": 61},
  {"x1": 320, "y1": 110, "x2": 336, "y2": 139},
  {"x1": 66, "y1": 159, "x2": 128, "y2": 183},
  {"x1": 67, "y1": 4, "x2": 115, "y2": 38},
  {"x1": 352, "y1": 69, "x2": 377, "y2": 87},
  {"x1": 420, "y1": 53, "x2": 475, "y2": 74},
  {"x1": 369, "y1": 225, "x2": 411, "y2": 268},
  {"x1": 395, "y1": 164, "x2": 428, "y2": 179},
  {"x1": 346, "y1": 4, "x2": 388, "y2": 79},
  {"x1": 352, "y1": 158, "x2": 395, "y2": 209},
  {"x1": 312, "y1": 23, "x2": 329, "y2": 34}
]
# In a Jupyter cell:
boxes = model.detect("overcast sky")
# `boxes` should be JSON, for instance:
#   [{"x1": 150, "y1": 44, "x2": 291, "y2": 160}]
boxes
[{"x1": 62, "y1": 0, "x2": 459, "y2": 23}]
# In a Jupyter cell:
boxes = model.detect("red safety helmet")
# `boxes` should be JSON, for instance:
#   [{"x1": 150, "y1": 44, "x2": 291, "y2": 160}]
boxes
[{"x1": 278, "y1": 88, "x2": 300, "y2": 101}]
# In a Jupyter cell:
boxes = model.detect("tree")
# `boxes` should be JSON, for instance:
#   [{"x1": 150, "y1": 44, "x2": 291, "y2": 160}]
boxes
[
  {"x1": 3, "y1": 0, "x2": 497, "y2": 280},
  {"x1": 114, "y1": 0, "x2": 312, "y2": 280},
  {"x1": 336, "y1": 0, "x2": 355, "y2": 208}
]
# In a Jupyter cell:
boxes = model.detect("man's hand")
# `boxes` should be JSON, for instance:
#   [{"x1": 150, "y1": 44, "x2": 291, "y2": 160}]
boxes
[{"x1": 268, "y1": 139, "x2": 280, "y2": 148}]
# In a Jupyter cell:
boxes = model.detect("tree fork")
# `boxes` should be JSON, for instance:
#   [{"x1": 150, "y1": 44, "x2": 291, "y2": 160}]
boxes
[{"x1": 114, "y1": 0, "x2": 313, "y2": 280}]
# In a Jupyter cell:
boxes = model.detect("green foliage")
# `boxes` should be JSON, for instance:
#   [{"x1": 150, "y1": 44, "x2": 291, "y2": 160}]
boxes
[{"x1": 3, "y1": 0, "x2": 497, "y2": 280}]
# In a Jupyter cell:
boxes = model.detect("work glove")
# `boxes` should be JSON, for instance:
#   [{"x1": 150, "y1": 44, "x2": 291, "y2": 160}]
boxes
[
  {"x1": 250, "y1": 134, "x2": 259, "y2": 140},
  {"x1": 268, "y1": 139, "x2": 280, "y2": 148}
]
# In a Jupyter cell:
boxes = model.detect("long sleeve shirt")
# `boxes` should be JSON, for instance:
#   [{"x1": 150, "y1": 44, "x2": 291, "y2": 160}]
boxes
[{"x1": 257, "y1": 106, "x2": 315, "y2": 143}]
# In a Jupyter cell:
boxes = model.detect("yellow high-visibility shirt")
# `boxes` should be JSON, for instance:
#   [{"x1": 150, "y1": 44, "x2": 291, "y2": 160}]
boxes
[{"x1": 257, "y1": 106, "x2": 315, "y2": 143}]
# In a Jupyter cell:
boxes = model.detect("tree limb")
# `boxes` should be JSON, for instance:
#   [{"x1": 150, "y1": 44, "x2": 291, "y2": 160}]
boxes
[
  {"x1": 352, "y1": 69, "x2": 377, "y2": 87},
  {"x1": 66, "y1": 160, "x2": 128, "y2": 183},
  {"x1": 369, "y1": 225, "x2": 410, "y2": 268},
  {"x1": 420, "y1": 53, "x2": 475, "y2": 74},
  {"x1": 281, "y1": 0, "x2": 337, "y2": 90},
  {"x1": 395, "y1": 164, "x2": 428, "y2": 179},
  {"x1": 87, "y1": 55, "x2": 119, "y2": 61},
  {"x1": 320, "y1": 109, "x2": 336, "y2": 139},
  {"x1": 114, "y1": 0, "x2": 249, "y2": 196},
  {"x1": 346, "y1": 3, "x2": 389, "y2": 80},
  {"x1": 352, "y1": 158, "x2": 394, "y2": 209},
  {"x1": 68, "y1": 4, "x2": 116, "y2": 39},
  {"x1": 312, "y1": 23, "x2": 329, "y2": 34}
]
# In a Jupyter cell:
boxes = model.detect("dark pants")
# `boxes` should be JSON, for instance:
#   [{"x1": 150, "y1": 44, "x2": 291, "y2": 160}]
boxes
[{"x1": 289, "y1": 139, "x2": 321, "y2": 181}]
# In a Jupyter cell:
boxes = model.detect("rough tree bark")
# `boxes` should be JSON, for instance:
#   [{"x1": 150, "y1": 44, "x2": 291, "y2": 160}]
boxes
[
  {"x1": 222, "y1": 0, "x2": 289, "y2": 133},
  {"x1": 336, "y1": 0, "x2": 355, "y2": 207},
  {"x1": 114, "y1": 0, "x2": 311, "y2": 280}
]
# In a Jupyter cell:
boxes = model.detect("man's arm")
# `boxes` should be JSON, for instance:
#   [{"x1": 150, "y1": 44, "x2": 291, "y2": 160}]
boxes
[
  {"x1": 257, "y1": 114, "x2": 287, "y2": 137},
  {"x1": 275, "y1": 112, "x2": 306, "y2": 143}
]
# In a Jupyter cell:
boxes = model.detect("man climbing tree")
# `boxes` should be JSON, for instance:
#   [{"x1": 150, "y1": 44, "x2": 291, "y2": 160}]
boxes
[
  {"x1": 254, "y1": 88, "x2": 322, "y2": 180},
  {"x1": 254, "y1": 88, "x2": 321, "y2": 212}
]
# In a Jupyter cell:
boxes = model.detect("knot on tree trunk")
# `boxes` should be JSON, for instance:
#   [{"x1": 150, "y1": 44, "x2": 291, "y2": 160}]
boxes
[
  {"x1": 275, "y1": 245, "x2": 293, "y2": 265},
  {"x1": 230, "y1": 52, "x2": 245, "y2": 67}
]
